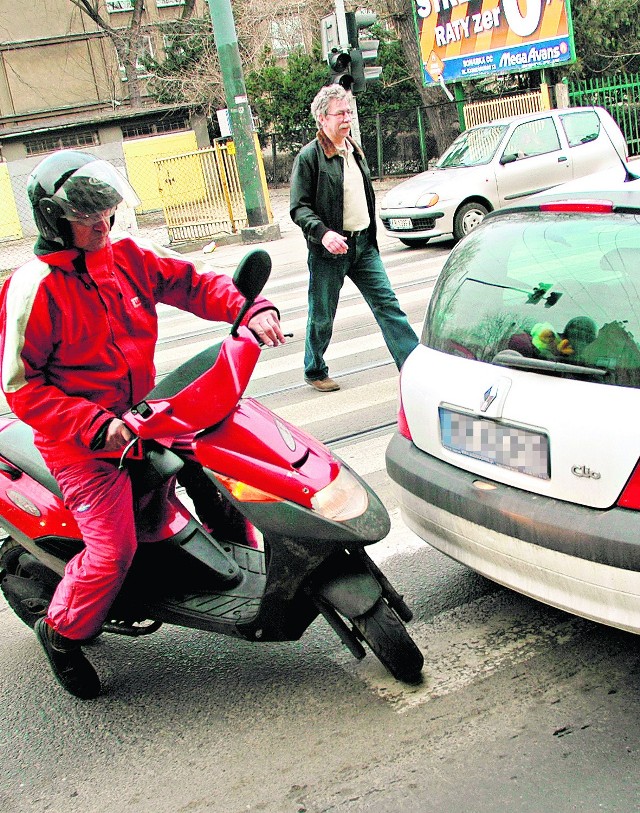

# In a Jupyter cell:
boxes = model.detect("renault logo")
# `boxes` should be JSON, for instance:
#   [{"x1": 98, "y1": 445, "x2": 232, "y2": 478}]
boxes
[{"x1": 480, "y1": 384, "x2": 498, "y2": 412}]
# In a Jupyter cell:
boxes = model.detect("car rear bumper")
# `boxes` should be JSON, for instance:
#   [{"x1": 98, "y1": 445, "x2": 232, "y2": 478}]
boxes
[{"x1": 386, "y1": 433, "x2": 640, "y2": 633}]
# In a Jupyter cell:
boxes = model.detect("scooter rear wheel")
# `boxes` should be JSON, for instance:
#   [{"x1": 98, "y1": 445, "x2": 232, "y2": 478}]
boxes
[{"x1": 353, "y1": 598, "x2": 424, "y2": 684}]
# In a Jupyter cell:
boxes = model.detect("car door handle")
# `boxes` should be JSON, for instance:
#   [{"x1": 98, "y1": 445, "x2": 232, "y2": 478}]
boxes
[{"x1": 558, "y1": 156, "x2": 568, "y2": 162}]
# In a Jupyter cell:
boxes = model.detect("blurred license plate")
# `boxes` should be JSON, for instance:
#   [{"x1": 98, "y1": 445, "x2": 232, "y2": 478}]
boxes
[
  {"x1": 439, "y1": 407, "x2": 549, "y2": 479},
  {"x1": 389, "y1": 218, "x2": 412, "y2": 230}
]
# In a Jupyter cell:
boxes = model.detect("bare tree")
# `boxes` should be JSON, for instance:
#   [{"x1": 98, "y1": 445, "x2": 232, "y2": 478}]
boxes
[
  {"x1": 142, "y1": 0, "x2": 331, "y2": 116},
  {"x1": 68, "y1": 0, "x2": 196, "y2": 108},
  {"x1": 380, "y1": 0, "x2": 459, "y2": 152}
]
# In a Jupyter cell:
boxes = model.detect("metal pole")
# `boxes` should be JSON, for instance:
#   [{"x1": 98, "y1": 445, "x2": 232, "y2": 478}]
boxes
[
  {"x1": 417, "y1": 107, "x2": 428, "y2": 171},
  {"x1": 376, "y1": 112, "x2": 383, "y2": 179},
  {"x1": 350, "y1": 97, "x2": 362, "y2": 143},
  {"x1": 454, "y1": 82, "x2": 466, "y2": 131},
  {"x1": 332, "y1": 1, "x2": 361, "y2": 145},
  {"x1": 334, "y1": 0, "x2": 348, "y2": 47},
  {"x1": 207, "y1": 0, "x2": 274, "y2": 235}
]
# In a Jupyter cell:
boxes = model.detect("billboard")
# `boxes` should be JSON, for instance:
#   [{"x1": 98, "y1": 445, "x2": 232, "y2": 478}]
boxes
[{"x1": 414, "y1": 0, "x2": 576, "y2": 86}]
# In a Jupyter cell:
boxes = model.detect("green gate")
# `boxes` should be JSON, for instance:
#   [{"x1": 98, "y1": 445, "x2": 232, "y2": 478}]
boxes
[{"x1": 568, "y1": 73, "x2": 640, "y2": 157}]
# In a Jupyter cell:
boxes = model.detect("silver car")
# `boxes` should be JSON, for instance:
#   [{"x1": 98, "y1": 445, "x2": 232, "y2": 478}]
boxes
[
  {"x1": 379, "y1": 106, "x2": 628, "y2": 246},
  {"x1": 386, "y1": 179, "x2": 640, "y2": 633}
]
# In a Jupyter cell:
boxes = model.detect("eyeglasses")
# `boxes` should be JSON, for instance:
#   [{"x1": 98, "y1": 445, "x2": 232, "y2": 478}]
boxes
[{"x1": 325, "y1": 109, "x2": 354, "y2": 119}]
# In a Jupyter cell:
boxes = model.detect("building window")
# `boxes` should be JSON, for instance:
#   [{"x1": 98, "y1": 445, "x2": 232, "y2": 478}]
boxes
[
  {"x1": 119, "y1": 35, "x2": 155, "y2": 80},
  {"x1": 107, "y1": 0, "x2": 135, "y2": 12},
  {"x1": 271, "y1": 16, "x2": 304, "y2": 56},
  {"x1": 121, "y1": 117, "x2": 188, "y2": 139},
  {"x1": 25, "y1": 131, "x2": 99, "y2": 156}
]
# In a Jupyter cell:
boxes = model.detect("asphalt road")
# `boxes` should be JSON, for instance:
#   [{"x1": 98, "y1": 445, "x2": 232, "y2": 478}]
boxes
[{"x1": 1, "y1": 221, "x2": 640, "y2": 813}]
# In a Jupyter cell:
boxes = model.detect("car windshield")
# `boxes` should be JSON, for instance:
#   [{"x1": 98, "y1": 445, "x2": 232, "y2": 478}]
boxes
[
  {"x1": 436, "y1": 125, "x2": 508, "y2": 168},
  {"x1": 423, "y1": 210, "x2": 640, "y2": 389}
]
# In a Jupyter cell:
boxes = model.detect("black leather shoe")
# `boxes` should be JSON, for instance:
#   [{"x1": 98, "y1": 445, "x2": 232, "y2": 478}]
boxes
[{"x1": 35, "y1": 618, "x2": 101, "y2": 700}]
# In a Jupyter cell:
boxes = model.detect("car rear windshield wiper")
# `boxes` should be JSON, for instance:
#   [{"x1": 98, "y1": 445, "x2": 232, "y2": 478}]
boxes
[{"x1": 492, "y1": 350, "x2": 609, "y2": 377}]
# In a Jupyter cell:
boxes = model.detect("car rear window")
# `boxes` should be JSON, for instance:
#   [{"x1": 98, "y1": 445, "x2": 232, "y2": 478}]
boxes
[
  {"x1": 559, "y1": 110, "x2": 601, "y2": 147},
  {"x1": 423, "y1": 211, "x2": 640, "y2": 389}
]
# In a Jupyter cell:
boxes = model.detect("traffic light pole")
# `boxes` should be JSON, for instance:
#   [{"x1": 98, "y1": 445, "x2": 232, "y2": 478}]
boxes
[
  {"x1": 334, "y1": 0, "x2": 349, "y2": 47},
  {"x1": 207, "y1": 0, "x2": 279, "y2": 242},
  {"x1": 332, "y1": 0, "x2": 362, "y2": 142}
]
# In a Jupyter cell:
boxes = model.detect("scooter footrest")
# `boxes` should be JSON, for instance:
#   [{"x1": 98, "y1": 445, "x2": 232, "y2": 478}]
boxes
[{"x1": 101, "y1": 619, "x2": 163, "y2": 637}]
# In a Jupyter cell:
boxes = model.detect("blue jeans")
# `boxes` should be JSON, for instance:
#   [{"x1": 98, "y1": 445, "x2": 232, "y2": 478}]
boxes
[{"x1": 304, "y1": 232, "x2": 419, "y2": 380}]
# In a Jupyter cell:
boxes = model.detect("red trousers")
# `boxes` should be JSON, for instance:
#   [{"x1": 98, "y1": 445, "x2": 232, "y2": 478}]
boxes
[
  {"x1": 46, "y1": 433, "x2": 198, "y2": 641},
  {"x1": 46, "y1": 458, "x2": 137, "y2": 640}
]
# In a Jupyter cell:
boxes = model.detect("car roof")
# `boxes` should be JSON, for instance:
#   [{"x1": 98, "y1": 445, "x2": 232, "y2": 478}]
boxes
[{"x1": 474, "y1": 106, "x2": 603, "y2": 128}]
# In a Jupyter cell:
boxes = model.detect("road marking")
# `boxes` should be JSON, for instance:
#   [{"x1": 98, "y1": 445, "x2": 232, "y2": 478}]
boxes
[
  {"x1": 344, "y1": 588, "x2": 589, "y2": 711},
  {"x1": 273, "y1": 377, "x2": 400, "y2": 427}
]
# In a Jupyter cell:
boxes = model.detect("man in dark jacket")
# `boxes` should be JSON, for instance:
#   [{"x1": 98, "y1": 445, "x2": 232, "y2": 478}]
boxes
[
  {"x1": 0, "y1": 150, "x2": 285, "y2": 698},
  {"x1": 290, "y1": 85, "x2": 418, "y2": 392}
]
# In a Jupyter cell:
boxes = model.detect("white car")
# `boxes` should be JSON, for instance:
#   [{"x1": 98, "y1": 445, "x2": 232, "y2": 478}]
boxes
[
  {"x1": 386, "y1": 178, "x2": 640, "y2": 633},
  {"x1": 379, "y1": 106, "x2": 629, "y2": 246}
]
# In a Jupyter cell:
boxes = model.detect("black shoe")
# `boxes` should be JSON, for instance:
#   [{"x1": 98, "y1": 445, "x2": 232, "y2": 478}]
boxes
[{"x1": 35, "y1": 618, "x2": 101, "y2": 700}]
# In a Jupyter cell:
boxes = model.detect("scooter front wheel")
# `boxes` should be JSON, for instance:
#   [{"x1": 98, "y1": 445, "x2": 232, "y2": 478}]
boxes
[{"x1": 353, "y1": 598, "x2": 424, "y2": 684}]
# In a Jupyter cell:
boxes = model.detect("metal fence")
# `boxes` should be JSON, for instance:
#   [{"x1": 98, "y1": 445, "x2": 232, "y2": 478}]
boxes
[
  {"x1": 3, "y1": 74, "x2": 640, "y2": 267},
  {"x1": 155, "y1": 142, "x2": 248, "y2": 243},
  {"x1": 261, "y1": 77, "x2": 640, "y2": 185},
  {"x1": 260, "y1": 103, "x2": 446, "y2": 184},
  {"x1": 568, "y1": 73, "x2": 640, "y2": 157}
]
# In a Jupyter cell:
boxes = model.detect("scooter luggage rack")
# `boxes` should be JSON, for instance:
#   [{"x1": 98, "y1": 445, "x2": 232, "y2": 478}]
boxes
[{"x1": 126, "y1": 327, "x2": 261, "y2": 439}]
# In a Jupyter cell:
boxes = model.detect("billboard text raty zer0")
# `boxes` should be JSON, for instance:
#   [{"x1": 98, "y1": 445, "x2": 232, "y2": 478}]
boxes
[{"x1": 414, "y1": 0, "x2": 576, "y2": 86}]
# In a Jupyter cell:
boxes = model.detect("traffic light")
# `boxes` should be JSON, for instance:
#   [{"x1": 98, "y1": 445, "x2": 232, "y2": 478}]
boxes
[
  {"x1": 328, "y1": 48, "x2": 354, "y2": 91},
  {"x1": 345, "y1": 10, "x2": 382, "y2": 94}
]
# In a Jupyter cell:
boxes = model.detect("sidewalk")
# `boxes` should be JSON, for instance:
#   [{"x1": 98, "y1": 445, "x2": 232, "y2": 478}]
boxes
[{"x1": 0, "y1": 180, "x2": 398, "y2": 275}]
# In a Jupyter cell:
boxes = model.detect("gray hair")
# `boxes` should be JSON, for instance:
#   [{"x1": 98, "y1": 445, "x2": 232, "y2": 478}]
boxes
[{"x1": 310, "y1": 85, "x2": 350, "y2": 127}]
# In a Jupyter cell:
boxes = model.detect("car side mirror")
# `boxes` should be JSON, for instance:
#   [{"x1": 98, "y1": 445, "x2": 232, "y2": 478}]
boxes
[{"x1": 500, "y1": 153, "x2": 518, "y2": 165}]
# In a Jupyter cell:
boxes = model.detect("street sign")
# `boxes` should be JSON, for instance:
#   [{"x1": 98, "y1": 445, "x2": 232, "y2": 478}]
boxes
[{"x1": 426, "y1": 51, "x2": 444, "y2": 82}]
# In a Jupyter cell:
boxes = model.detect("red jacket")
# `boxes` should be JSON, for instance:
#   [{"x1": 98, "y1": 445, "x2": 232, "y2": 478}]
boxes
[{"x1": 0, "y1": 233, "x2": 275, "y2": 467}]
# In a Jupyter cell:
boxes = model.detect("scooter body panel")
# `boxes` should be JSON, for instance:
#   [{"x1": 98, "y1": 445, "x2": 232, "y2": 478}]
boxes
[
  {"x1": 0, "y1": 253, "x2": 422, "y2": 682},
  {"x1": 125, "y1": 329, "x2": 260, "y2": 439},
  {"x1": 193, "y1": 398, "x2": 338, "y2": 509}
]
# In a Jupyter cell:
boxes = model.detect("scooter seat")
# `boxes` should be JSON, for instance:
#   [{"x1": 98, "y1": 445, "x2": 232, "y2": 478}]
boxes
[{"x1": 0, "y1": 420, "x2": 62, "y2": 498}]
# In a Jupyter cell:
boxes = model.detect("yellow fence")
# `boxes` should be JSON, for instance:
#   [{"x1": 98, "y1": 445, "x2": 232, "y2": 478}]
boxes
[
  {"x1": 155, "y1": 136, "x2": 272, "y2": 243},
  {"x1": 0, "y1": 162, "x2": 23, "y2": 240},
  {"x1": 123, "y1": 131, "x2": 199, "y2": 213},
  {"x1": 155, "y1": 143, "x2": 246, "y2": 242},
  {"x1": 463, "y1": 87, "x2": 551, "y2": 129}
]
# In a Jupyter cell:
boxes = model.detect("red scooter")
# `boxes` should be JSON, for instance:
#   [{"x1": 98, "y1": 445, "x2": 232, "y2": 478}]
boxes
[{"x1": 0, "y1": 249, "x2": 423, "y2": 684}]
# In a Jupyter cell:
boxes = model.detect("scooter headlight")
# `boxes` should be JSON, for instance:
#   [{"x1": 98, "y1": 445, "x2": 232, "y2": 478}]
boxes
[{"x1": 311, "y1": 466, "x2": 369, "y2": 521}]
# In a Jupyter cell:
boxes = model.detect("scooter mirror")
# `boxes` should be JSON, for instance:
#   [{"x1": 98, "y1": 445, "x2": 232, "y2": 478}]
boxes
[{"x1": 233, "y1": 249, "x2": 272, "y2": 303}]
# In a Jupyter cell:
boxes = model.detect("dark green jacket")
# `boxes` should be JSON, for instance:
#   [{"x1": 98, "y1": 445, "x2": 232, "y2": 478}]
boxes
[{"x1": 289, "y1": 130, "x2": 378, "y2": 251}]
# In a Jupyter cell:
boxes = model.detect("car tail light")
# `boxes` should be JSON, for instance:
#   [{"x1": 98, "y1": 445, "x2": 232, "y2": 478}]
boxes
[
  {"x1": 539, "y1": 200, "x2": 614, "y2": 213},
  {"x1": 617, "y1": 460, "x2": 640, "y2": 509},
  {"x1": 397, "y1": 386, "x2": 412, "y2": 441}
]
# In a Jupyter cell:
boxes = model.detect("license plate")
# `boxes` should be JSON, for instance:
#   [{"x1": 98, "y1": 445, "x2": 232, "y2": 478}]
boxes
[
  {"x1": 389, "y1": 218, "x2": 413, "y2": 230},
  {"x1": 439, "y1": 407, "x2": 550, "y2": 479}
]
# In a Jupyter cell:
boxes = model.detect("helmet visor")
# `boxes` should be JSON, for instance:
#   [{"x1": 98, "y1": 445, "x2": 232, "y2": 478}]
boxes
[{"x1": 52, "y1": 160, "x2": 140, "y2": 221}]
